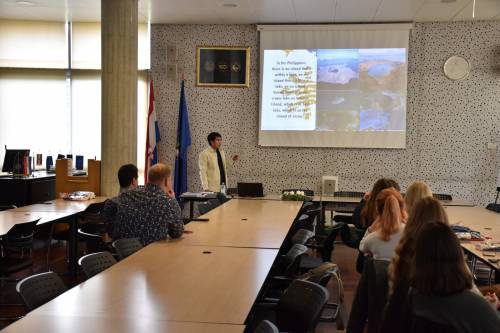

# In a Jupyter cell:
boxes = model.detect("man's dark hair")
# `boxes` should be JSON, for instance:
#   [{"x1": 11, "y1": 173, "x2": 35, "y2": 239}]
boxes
[
  {"x1": 207, "y1": 132, "x2": 222, "y2": 145},
  {"x1": 117, "y1": 164, "x2": 138, "y2": 188}
]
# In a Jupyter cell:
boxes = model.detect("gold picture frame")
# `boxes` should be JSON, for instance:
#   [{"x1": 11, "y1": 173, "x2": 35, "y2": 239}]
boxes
[{"x1": 196, "y1": 46, "x2": 250, "y2": 88}]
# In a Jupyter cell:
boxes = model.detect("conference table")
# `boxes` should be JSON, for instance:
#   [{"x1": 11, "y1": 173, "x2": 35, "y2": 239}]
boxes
[
  {"x1": 445, "y1": 205, "x2": 500, "y2": 272},
  {"x1": 177, "y1": 198, "x2": 303, "y2": 248},
  {"x1": 1, "y1": 197, "x2": 108, "y2": 277},
  {"x1": 2, "y1": 198, "x2": 302, "y2": 333}
]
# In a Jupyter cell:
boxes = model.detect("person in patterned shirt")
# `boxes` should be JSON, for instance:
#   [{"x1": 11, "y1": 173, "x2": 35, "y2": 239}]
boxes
[{"x1": 112, "y1": 163, "x2": 184, "y2": 245}]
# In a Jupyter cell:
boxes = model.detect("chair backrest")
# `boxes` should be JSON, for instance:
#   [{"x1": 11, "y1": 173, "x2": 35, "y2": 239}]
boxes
[
  {"x1": 78, "y1": 251, "x2": 117, "y2": 278},
  {"x1": 198, "y1": 198, "x2": 220, "y2": 215},
  {"x1": 321, "y1": 222, "x2": 347, "y2": 261},
  {"x1": 433, "y1": 193, "x2": 452, "y2": 201},
  {"x1": 0, "y1": 204, "x2": 17, "y2": 212},
  {"x1": 16, "y1": 271, "x2": 67, "y2": 310},
  {"x1": 5, "y1": 219, "x2": 40, "y2": 240},
  {"x1": 290, "y1": 228, "x2": 314, "y2": 246},
  {"x1": 334, "y1": 191, "x2": 364, "y2": 198},
  {"x1": 113, "y1": 238, "x2": 143, "y2": 260},
  {"x1": 282, "y1": 189, "x2": 314, "y2": 196},
  {"x1": 84, "y1": 202, "x2": 106, "y2": 214},
  {"x1": 277, "y1": 279, "x2": 329, "y2": 333},
  {"x1": 253, "y1": 320, "x2": 279, "y2": 333},
  {"x1": 283, "y1": 244, "x2": 308, "y2": 278},
  {"x1": 486, "y1": 203, "x2": 500, "y2": 213}
]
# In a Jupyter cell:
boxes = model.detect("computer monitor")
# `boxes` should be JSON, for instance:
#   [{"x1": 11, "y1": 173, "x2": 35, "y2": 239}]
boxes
[
  {"x1": 2, "y1": 149, "x2": 30, "y2": 173},
  {"x1": 237, "y1": 182, "x2": 264, "y2": 197}
]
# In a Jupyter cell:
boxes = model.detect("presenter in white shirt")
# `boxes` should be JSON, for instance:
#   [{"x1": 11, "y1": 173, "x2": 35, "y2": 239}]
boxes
[{"x1": 198, "y1": 132, "x2": 239, "y2": 192}]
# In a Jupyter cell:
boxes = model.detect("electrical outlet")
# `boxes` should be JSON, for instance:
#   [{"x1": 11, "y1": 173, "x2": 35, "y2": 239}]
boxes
[{"x1": 487, "y1": 142, "x2": 497, "y2": 150}]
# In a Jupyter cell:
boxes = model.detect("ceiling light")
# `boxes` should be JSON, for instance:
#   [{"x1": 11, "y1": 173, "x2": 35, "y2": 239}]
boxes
[
  {"x1": 441, "y1": 0, "x2": 456, "y2": 3},
  {"x1": 222, "y1": 3, "x2": 238, "y2": 8},
  {"x1": 16, "y1": 0, "x2": 35, "y2": 5}
]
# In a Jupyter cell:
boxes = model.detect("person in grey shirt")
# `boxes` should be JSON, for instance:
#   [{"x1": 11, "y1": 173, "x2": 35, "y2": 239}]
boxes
[{"x1": 112, "y1": 163, "x2": 184, "y2": 245}]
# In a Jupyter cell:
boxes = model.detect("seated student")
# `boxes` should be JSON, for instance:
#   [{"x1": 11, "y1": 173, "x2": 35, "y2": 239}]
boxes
[
  {"x1": 352, "y1": 178, "x2": 400, "y2": 272},
  {"x1": 410, "y1": 222, "x2": 500, "y2": 332},
  {"x1": 381, "y1": 197, "x2": 449, "y2": 331},
  {"x1": 354, "y1": 178, "x2": 401, "y2": 229},
  {"x1": 359, "y1": 188, "x2": 407, "y2": 261},
  {"x1": 102, "y1": 164, "x2": 139, "y2": 235},
  {"x1": 112, "y1": 163, "x2": 184, "y2": 245},
  {"x1": 404, "y1": 180, "x2": 432, "y2": 216}
]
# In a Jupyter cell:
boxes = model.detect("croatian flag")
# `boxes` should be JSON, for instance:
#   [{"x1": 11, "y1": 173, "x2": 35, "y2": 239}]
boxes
[{"x1": 145, "y1": 79, "x2": 161, "y2": 182}]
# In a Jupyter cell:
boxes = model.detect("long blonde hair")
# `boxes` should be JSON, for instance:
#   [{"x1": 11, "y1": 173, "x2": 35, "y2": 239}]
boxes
[
  {"x1": 389, "y1": 197, "x2": 449, "y2": 294},
  {"x1": 405, "y1": 181, "x2": 432, "y2": 216},
  {"x1": 375, "y1": 188, "x2": 407, "y2": 241}
]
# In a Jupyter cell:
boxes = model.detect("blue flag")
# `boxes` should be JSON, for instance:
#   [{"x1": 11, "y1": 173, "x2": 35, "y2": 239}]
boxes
[{"x1": 174, "y1": 80, "x2": 191, "y2": 199}]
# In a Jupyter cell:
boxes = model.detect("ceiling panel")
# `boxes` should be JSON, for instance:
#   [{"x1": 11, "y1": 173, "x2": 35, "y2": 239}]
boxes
[
  {"x1": 334, "y1": 0, "x2": 383, "y2": 22},
  {"x1": 453, "y1": 0, "x2": 500, "y2": 21},
  {"x1": 254, "y1": 0, "x2": 296, "y2": 23},
  {"x1": 292, "y1": 0, "x2": 335, "y2": 23},
  {"x1": 374, "y1": 0, "x2": 425, "y2": 21},
  {"x1": 414, "y1": 0, "x2": 470, "y2": 21},
  {"x1": 0, "y1": 0, "x2": 498, "y2": 23}
]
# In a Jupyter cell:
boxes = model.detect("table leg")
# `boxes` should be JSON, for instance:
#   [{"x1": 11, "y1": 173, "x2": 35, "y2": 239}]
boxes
[
  {"x1": 68, "y1": 216, "x2": 77, "y2": 278},
  {"x1": 190, "y1": 201, "x2": 194, "y2": 220}
]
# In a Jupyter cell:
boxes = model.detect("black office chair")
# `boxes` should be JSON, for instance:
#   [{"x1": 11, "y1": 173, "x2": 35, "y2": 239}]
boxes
[
  {"x1": 290, "y1": 228, "x2": 315, "y2": 246},
  {"x1": 302, "y1": 222, "x2": 346, "y2": 271},
  {"x1": 270, "y1": 244, "x2": 308, "y2": 280},
  {"x1": 260, "y1": 280, "x2": 329, "y2": 333},
  {"x1": 112, "y1": 238, "x2": 143, "y2": 260},
  {"x1": 198, "y1": 198, "x2": 221, "y2": 215},
  {"x1": 433, "y1": 193, "x2": 452, "y2": 201},
  {"x1": 0, "y1": 205, "x2": 17, "y2": 212},
  {"x1": 486, "y1": 203, "x2": 500, "y2": 213},
  {"x1": 0, "y1": 219, "x2": 40, "y2": 258},
  {"x1": 78, "y1": 251, "x2": 117, "y2": 278},
  {"x1": 253, "y1": 320, "x2": 279, "y2": 333},
  {"x1": 282, "y1": 189, "x2": 314, "y2": 196},
  {"x1": 16, "y1": 271, "x2": 67, "y2": 311},
  {"x1": 47, "y1": 202, "x2": 108, "y2": 264}
]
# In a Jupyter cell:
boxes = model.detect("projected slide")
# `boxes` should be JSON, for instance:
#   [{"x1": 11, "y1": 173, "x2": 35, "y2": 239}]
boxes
[{"x1": 261, "y1": 48, "x2": 406, "y2": 132}]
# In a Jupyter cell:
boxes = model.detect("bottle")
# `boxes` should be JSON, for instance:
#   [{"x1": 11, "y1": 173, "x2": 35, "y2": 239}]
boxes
[{"x1": 220, "y1": 182, "x2": 227, "y2": 196}]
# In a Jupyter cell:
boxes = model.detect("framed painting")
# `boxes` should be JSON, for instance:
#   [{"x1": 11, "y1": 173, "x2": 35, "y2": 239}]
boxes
[{"x1": 196, "y1": 46, "x2": 250, "y2": 87}]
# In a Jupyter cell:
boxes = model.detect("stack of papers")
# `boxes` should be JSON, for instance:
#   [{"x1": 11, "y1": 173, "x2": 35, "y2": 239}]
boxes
[{"x1": 180, "y1": 192, "x2": 218, "y2": 199}]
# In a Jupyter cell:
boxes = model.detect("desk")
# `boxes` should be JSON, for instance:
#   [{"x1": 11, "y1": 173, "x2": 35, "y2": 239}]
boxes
[
  {"x1": 445, "y1": 206, "x2": 500, "y2": 270},
  {"x1": 0, "y1": 211, "x2": 73, "y2": 235},
  {"x1": 31, "y1": 244, "x2": 277, "y2": 325},
  {"x1": 1, "y1": 315, "x2": 245, "y2": 333},
  {"x1": 0, "y1": 172, "x2": 55, "y2": 207},
  {"x1": 179, "y1": 199, "x2": 303, "y2": 248},
  {"x1": 2, "y1": 197, "x2": 107, "y2": 277}
]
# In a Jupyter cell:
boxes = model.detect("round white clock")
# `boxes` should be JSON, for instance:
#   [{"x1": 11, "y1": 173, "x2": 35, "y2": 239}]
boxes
[{"x1": 443, "y1": 55, "x2": 470, "y2": 81}]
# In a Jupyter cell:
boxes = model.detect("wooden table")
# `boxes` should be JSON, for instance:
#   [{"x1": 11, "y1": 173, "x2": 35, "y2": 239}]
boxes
[
  {"x1": 445, "y1": 206, "x2": 500, "y2": 270},
  {"x1": 0, "y1": 211, "x2": 73, "y2": 235},
  {"x1": 11, "y1": 197, "x2": 107, "y2": 213},
  {"x1": 1, "y1": 316, "x2": 245, "y2": 333},
  {"x1": 30, "y1": 243, "x2": 277, "y2": 325},
  {"x1": 1, "y1": 197, "x2": 108, "y2": 277},
  {"x1": 179, "y1": 199, "x2": 302, "y2": 249}
]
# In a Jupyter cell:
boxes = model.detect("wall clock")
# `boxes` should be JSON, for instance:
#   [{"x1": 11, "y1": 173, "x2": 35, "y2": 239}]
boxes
[{"x1": 443, "y1": 55, "x2": 470, "y2": 81}]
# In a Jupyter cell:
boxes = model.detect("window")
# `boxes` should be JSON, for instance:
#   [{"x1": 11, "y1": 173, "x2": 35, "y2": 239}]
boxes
[{"x1": 0, "y1": 19, "x2": 149, "y2": 176}]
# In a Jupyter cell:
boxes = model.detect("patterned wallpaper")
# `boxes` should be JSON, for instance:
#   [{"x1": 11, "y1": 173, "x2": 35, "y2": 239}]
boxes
[{"x1": 151, "y1": 21, "x2": 500, "y2": 206}]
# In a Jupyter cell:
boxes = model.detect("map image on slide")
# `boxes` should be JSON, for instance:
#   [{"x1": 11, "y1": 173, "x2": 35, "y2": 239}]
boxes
[{"x1": 316, "y1": 48, "x2": 406, "y2": 131}]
